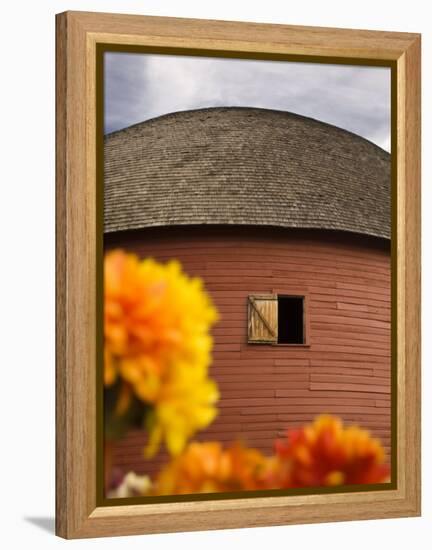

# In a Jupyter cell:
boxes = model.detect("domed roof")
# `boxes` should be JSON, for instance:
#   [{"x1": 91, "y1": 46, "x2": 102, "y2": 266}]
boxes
[{"x1": 104, "y1": 107, "x2": 390, "y2": 239}]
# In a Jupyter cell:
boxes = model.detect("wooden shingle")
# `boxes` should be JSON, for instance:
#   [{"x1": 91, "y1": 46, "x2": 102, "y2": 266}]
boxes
[{"x1": 104, "y1": 107, "x2": 390, "y2": 239}]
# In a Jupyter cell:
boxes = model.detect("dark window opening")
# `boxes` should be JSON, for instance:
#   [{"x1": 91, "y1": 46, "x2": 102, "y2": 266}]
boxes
[{"x1": 278, "y1": 296, "x2": 304, "y2": 344}]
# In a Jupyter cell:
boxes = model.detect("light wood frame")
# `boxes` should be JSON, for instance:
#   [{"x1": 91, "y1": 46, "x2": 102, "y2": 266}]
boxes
[{"x1": 56, "y1": 10, "x2": 421, "y2": 539}]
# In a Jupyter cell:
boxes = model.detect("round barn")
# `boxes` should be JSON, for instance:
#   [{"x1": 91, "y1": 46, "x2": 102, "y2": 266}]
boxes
[{"x1": 104, "y1": 107, "x2": 392, "y2": 476}]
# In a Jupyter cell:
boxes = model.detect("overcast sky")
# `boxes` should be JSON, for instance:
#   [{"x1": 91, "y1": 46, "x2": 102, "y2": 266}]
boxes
[{"x1": 104, "y1": 52, "x2": 391, "y2": 152}]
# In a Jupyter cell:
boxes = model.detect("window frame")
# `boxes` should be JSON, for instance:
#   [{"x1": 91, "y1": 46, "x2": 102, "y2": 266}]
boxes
[
  {"x1": 277, "y1": 294, "x2": 306, "y2": 346},
  {"x1": 247, "y1": 289, "x2": 310, "y2": 347}
]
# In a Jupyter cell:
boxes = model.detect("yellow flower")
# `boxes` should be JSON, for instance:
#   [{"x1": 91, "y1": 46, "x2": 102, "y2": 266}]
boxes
[
  {"x1": 152, "y1": 442, "x2": 269, "y2": 495},
  {"x1": 144, "y1": 361, "x2": 220, "y2": 457},
  {"x1": 104, "y1": 250, "x2": 219, "y2": 456}
]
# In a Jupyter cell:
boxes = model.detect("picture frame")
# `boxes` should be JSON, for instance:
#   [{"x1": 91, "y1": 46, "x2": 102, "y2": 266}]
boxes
[{"x1": 55, "y1": 10, "x2": 421, "y2": 539}]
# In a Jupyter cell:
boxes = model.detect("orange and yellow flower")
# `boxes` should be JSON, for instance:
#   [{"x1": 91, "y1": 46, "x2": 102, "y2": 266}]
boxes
[
  {"x1": 153, "y1": 441, "x2": 270, "y2": 495},
  {"x1": 151, "y1": 416, "x2": 390, "y2": 495},
  {"x1": 104, "y1": 250, "x2": 219, "y2": 456},
  {"x1": 270, "y1": 415, "x2": 390, "y2": 488}
]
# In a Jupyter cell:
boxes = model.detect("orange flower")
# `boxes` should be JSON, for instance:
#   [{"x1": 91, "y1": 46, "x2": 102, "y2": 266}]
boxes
[
  {"x1": 270, "y1": 415, "x2": 390, "y2": 488},
  {"x1": 153, "y1": 441, "x2": 269, "y2": 495},
  {"x1": 104, "y1": 250, "x2": 218, "y2": 379},
  {"x1": 104, "y1": 250, "x2": 219, "y2": 456}
]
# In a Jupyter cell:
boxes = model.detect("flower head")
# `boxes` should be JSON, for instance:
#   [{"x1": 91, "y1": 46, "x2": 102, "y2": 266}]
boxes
[
  {"x1": 271, "y1": 415, "x2": 390, "y2": 488},
  {"x1": 153, "y1": 441, "x2": 269, "y2": 495},
  {"x1": 107, "y1": 471, "x2": 152, "y2": 499},
  {"x1": 104, "y1": 250, "x2": 219, "y2": 456}
]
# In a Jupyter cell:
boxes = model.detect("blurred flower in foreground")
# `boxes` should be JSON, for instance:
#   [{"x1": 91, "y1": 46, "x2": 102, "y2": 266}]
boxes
[
  {"x1": 153, "y1": 441, "x2": 269, "y2": 495},
  {"x1": 104, "y1": 250, "x2": 219, "y2": 456},
  {"x1": 270, "y1": 415, "x2": 390, "y2": 488},
  {"x1": 107, "y1": 471, "x2": 152, "y2": 499}
]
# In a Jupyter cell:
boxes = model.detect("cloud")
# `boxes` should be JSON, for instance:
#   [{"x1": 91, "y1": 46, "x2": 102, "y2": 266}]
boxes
[{"x1": 104, "y1": 53, "x2": 391, "y2": 151}]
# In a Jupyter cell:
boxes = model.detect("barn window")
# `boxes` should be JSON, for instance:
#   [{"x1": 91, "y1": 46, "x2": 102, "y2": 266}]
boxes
[
  {"x1": 248, "y1": 294, "x2": 305, "y2": 345},
  {"x1": 278, "y1": 296, "x2": 304, "y2": 344}
]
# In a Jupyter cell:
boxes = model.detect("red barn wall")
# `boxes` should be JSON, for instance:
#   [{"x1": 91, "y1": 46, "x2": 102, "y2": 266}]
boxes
[{"x1": 105, "y1": 226, "x2": 392, "y2": 477}]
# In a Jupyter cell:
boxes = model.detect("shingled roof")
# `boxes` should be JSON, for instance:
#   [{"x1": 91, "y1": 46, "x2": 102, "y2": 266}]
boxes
[{"x1": 104, "y1": 107, "x2": 391, "y2": 239}]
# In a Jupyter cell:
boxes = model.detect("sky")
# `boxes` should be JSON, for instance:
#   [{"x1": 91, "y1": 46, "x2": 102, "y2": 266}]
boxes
[{"x1": 104, "y1": 52, "x2": 391, "y2": 152}]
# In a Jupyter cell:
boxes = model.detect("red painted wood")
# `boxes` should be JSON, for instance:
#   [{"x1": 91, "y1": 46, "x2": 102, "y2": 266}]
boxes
[{"x1": 105, "y1": 226, "x2": 392, "y2": 478}]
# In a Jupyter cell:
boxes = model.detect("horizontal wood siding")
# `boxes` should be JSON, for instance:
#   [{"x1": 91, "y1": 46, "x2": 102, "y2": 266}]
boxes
[{"x1": 105, "y1": 227, "x2": 391, "y2": 478}]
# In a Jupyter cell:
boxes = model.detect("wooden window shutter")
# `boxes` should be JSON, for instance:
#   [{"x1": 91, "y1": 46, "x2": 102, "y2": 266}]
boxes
[{"x1": 248, "y1": 294, "x2": 278, "y2": 344}]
